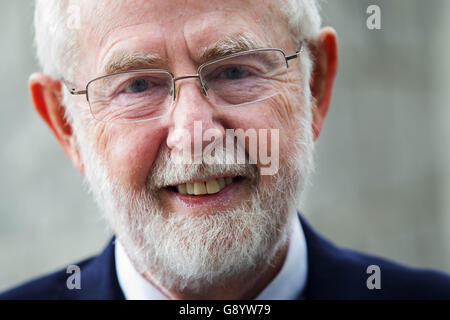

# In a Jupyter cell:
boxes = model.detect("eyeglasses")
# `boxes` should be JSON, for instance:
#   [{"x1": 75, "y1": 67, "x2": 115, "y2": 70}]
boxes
[{"x1": 68, "y1": 46, "x2": 302, "y2": 123}]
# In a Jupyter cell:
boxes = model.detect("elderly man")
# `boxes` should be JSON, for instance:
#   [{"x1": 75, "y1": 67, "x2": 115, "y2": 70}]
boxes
[{"x1": 1, "y1": 0, "x2": 449, "y2": 300}]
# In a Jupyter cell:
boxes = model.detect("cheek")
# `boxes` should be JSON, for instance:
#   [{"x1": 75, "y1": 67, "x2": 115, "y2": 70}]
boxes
[
  {"x1": 218, "y1": 99, "x2": 301, "y2": 172},
  {"x1": 101, "y1": 125, "x2": 166, "y2": 189},
  {"x1": 254, "y1": 95, "x2": 305, "y2": 149},
  {"x1": 268, "y1": 90, "x2": 309, "y2": 147}
]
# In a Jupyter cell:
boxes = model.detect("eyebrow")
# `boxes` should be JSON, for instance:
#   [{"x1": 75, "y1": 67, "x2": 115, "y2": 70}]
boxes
[
  {"x1": 102, "y1": 52, "x2": 165, "y2": 75},
  {"x1": 101, "y1": 34, "x2": 263, "y2": 75},
  {"x1": 197, "y1": 34, "x2": 264, "y2": 63}
]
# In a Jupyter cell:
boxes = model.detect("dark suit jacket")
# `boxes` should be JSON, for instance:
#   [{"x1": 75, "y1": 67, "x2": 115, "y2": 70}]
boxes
[{"x1": 1, "y1": 214, "x2": 449, "y2": 299}]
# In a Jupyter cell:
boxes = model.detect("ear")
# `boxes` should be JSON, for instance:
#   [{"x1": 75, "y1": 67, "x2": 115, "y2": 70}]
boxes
[
  {"x1": 29, "y1": 73, "x2": 85, "y2": 174},
  {"x1": 309, "y1": 27, "x2": 338, "y2": 140}
]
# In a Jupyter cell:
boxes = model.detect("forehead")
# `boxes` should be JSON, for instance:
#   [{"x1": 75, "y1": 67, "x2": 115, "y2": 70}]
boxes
[{"x1": 77, "y1": 0, "x2": 291, "y2": 77}]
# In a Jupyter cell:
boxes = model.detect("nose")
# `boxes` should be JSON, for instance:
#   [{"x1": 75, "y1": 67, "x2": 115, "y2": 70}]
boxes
[{"x1": 166, "y1": 80, "x2": 225, "y2": 160}]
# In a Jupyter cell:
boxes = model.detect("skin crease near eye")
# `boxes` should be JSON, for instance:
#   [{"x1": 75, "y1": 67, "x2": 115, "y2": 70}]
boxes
[{"x1": 30, "y1": 0, "x2": 338, "y2": 300}]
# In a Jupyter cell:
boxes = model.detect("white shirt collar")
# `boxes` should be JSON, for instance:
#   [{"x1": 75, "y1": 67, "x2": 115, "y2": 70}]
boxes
[{"x1": 115, "y1": 213, "x2": 308, "y2": 300}]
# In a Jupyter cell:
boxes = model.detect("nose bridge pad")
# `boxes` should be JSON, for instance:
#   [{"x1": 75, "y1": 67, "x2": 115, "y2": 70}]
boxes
[
  {"x1": 200, "y1": 80, "x2": 209, "y2": 97},
  {"x1": 171, "y1": 74, "x2": 209, "y2": 104}
]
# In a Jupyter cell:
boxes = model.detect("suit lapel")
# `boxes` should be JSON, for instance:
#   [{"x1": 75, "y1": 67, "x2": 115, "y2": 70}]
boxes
[{"x1": 65, "y1": 238, "x2": 125, "y2": 300}]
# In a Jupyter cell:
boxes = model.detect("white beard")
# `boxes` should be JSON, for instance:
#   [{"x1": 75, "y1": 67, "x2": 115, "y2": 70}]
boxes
[{"x1": 71, "y1": 94, "x2": 315, "y2": 293}]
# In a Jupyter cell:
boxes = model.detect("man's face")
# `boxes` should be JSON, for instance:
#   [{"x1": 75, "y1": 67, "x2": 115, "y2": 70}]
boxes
[{"x1": 69, "y1": 0, "x2": 314, "y2": 293}]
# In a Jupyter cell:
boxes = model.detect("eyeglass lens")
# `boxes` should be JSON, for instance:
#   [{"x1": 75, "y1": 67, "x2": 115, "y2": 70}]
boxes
[{"x1": 87, "y1": 50, "x2": 288, "y2": 123}]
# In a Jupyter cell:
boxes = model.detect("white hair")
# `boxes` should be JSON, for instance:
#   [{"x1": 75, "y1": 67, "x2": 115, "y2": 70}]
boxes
[
  {"x1": 34, "y1": 0, "x2": 322, "y2": 81},
  {"x1": 34, "y1": 0, "x2": 78, "y2": 81}
]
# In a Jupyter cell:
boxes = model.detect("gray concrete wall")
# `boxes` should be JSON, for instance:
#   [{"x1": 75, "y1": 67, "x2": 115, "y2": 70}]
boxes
[{"x1": 302, "y1": 0, "x2": 450, "y2": 272}]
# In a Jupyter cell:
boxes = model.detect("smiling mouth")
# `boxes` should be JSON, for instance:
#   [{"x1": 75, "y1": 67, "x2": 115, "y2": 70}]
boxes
[{"x1": 167, "y1": 176, "x2": 240, "y2": 196}]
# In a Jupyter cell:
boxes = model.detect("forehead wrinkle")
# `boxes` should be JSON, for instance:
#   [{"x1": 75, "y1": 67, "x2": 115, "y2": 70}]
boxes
[
  {"x1": 102, "y1": 51, "x2": 166, "y2": 75},
  {"x1": 197, "y1": 33, "x2": 266, "y2": 63}
]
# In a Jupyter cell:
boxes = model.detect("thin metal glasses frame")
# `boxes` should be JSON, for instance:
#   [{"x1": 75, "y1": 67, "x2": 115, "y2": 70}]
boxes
[{"x1": 68, "y1": 44, "x2": 303, "y2": 103}]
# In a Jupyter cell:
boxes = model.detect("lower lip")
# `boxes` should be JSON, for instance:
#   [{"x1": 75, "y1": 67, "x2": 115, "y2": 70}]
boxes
[{"x1": 161, "y1": 178, "x2": 245, "y2": 212}]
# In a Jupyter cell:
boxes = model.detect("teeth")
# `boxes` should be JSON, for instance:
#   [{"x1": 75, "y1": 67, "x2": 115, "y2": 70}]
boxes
[
  {"x1": 175, "y1": 177, "x2": 235, "y2": 196},
  {"x1": 186, "y1": 183, "x2": 195, "y2": 194},
  {"x1": 206, "y1": 179, "x2": 221, "y2": 194},
  {"x1": 177, "y1": 184, "x2": 187, "y2": 195},
  {"x1": 193, "y1": 182, "x2": 207, "y2": 195},
  {"x1": 217, "y1": 178, "x2": 226, "y2": 189}
]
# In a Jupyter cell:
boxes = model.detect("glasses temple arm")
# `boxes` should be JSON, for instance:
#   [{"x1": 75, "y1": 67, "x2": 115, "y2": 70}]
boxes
[
  {"x1": 285, "y1": 42, "x2": 303, "y2": 61},
  {"x1": 285, "y1": 52, "x2": 300, "y2": 61},
  {"x1": 69, "y1": 88, "x2": 87, "y2": 95}
]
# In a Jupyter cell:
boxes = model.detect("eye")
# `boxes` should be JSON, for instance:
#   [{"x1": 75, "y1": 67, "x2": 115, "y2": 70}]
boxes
[
  {"x1": 221, "y1": 66, "x2": 249, "y2": 80},
  {"x1": 125, "y1": 78, "x2": 152, "y2": 93}
]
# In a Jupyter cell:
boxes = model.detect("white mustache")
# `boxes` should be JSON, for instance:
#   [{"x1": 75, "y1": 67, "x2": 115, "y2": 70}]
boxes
[{"x1": 147, "y1": 148, "x2": 258, "y2": 190}]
